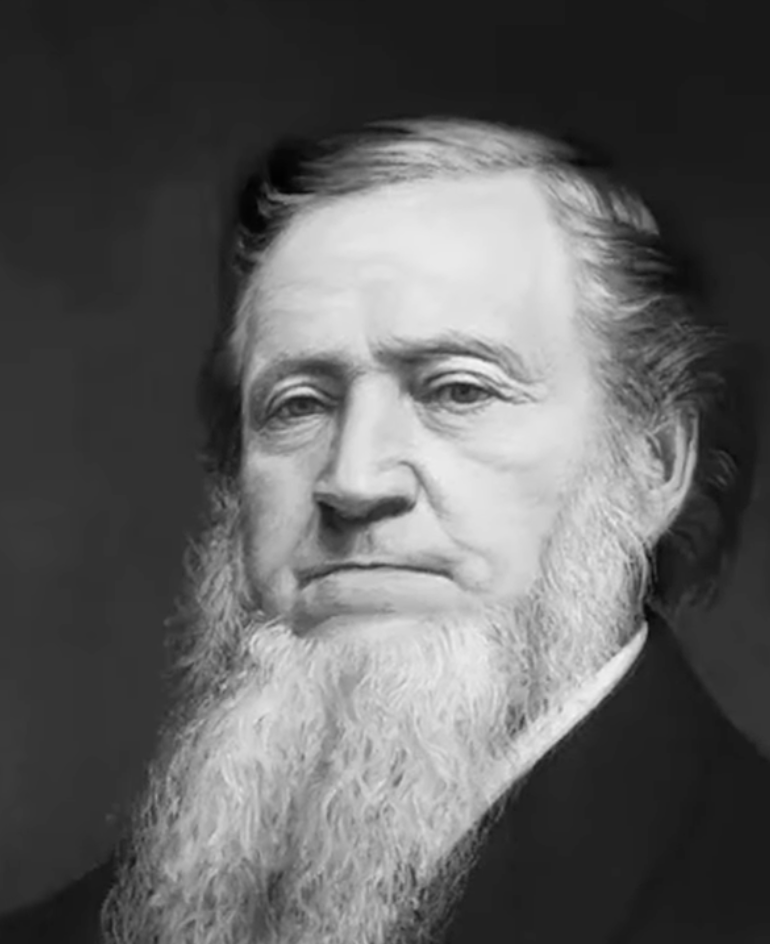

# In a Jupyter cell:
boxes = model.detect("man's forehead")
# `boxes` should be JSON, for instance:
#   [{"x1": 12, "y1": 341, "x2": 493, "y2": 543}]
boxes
[
  {"x1": 253, "y1": 260, "x2": 489, "y2": 324},
  {"x1": 236, "y1": 171, "x2": 578, "y2": 378},
  {"x1": 257, "y1": 171, "x2": 563, "y2": 288}
]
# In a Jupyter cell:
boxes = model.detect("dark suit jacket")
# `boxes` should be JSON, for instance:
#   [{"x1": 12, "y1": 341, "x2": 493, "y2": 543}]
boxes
[{"x1": 3, "y1": 613, "x2": 770, "y2": 943}]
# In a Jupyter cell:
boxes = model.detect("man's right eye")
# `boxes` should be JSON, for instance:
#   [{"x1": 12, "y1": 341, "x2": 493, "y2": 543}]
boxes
[{"x1": 267, "y1": 392, "x2": 330, "y2": 424}]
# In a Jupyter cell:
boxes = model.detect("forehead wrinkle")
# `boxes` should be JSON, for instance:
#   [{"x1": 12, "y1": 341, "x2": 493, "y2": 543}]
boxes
[{"x1": 248, "y1": 268, "x2": 512, "y2": 355}]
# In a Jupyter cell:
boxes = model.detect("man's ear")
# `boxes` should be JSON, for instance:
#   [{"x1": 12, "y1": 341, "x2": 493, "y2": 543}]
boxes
[{"x1": 641, "y1": 408, "x2": 699, "y2": 541}]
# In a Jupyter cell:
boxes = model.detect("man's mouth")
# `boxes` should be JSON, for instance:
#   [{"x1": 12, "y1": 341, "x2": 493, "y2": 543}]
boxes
[
  {"x1": 298, "y1": 560, "x2": 450, "y2": 587},
  {"x1": 291, "y1": 557, "x2": 461, "y2": 633}
]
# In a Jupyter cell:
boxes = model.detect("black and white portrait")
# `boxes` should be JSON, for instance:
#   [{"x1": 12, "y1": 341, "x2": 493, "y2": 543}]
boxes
[{"x1": 1, "y1": 9, "x2": 768, "y2": 944}]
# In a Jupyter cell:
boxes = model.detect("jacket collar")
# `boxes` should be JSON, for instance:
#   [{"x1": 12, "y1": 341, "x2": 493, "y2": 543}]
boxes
[{"x1": 436, "y1": 614, "x2": 720, "y2": 944}]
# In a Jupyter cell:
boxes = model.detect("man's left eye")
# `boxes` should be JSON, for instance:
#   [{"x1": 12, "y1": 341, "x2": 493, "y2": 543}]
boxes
[{"x1": 424, "y1": 379, "x2": 497, "y2": 409}]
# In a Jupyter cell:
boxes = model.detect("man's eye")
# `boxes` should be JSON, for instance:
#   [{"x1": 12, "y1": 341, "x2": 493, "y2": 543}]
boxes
[
  {"x1": 424, "y1": 379, "x2": 497, "y2": 410},
  {"x1": 267, "y1": 393, "x2": 329, "y2": 424}
]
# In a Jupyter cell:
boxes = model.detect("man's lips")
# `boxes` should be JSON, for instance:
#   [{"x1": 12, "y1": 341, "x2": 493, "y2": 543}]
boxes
[
  {"x1": 291, "y1": 557, "x2": 461, "y2": 632},
  {"x1": 297, "y1": 559, "x2": 451, "y2": 587}
]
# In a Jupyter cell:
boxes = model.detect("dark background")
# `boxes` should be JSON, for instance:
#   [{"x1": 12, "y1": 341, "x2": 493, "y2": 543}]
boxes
[{"x1": 1, "y1": 0, "x2": 768, "y2": 916}]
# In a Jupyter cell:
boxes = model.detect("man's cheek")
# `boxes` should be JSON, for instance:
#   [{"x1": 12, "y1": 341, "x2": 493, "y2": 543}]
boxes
[
  {"x1": 246, "y1": 503, "x2": 295, "y2": 570},
  {"x1": 459, "y1": 484, "x2": 563, "y2": 596},
  {"x1": 240, "y1": 488, "x2": 309, "y2": 600}
]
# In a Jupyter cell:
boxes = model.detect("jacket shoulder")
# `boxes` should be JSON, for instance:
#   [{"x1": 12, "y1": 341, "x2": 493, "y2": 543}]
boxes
[
  {"x1": 622, "y1": 689, "x2": 770, "y2": 942},
  {"x1": 0, "y1": 858, "x2": 115, "y2": 944}
]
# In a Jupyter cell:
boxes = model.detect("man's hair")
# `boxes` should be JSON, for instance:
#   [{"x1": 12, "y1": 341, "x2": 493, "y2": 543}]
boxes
[{"x1": 197, "y1": 115, "x2": 759, "y2": 619}]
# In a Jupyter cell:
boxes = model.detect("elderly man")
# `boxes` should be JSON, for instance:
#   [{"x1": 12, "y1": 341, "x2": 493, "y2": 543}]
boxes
[{"x1": 3, "y1": 116, "x2": 769, "y2": 944}]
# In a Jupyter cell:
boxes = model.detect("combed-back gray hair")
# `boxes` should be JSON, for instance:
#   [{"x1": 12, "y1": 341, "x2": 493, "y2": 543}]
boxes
[{"x1": 198, "y1": 115, "x2": 759, "y2": 619}]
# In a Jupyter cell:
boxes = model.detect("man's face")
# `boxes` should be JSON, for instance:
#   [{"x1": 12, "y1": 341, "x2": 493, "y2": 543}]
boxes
[{"x1": 238, "y1": 171, "x2": 601, "y2": 635}]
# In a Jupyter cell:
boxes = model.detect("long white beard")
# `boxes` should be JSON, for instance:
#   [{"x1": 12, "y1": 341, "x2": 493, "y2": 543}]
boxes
[{"x1": 102, "y1": 457, "x2": 649, "y2": 944}]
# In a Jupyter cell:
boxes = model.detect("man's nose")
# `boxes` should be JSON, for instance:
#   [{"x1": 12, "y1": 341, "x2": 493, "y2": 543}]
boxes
[{"x1": 313, "y1": 383, "x2": 418, "y2": 525}]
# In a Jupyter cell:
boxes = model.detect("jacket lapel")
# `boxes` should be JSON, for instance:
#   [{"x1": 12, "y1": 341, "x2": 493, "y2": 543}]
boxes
[{"x1": 438, "y1": 617, "x2": 719, "y2": 944}]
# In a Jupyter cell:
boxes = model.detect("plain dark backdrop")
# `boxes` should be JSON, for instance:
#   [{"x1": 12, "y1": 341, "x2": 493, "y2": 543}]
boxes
[{"x1": 1, "y1": 0, "x2": 769, "y2": 917}]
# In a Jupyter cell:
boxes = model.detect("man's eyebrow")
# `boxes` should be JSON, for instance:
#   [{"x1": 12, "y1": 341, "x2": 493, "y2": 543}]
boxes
[
  {"x1": 376, "y1": 332, "x2": 547, "y2": 386},
  {"x1": 245, "y1": 355, "x2": 362, "y2": 402},
  {"x1": 245, "y1": 332, "x2": 546, "y2": 399}
]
